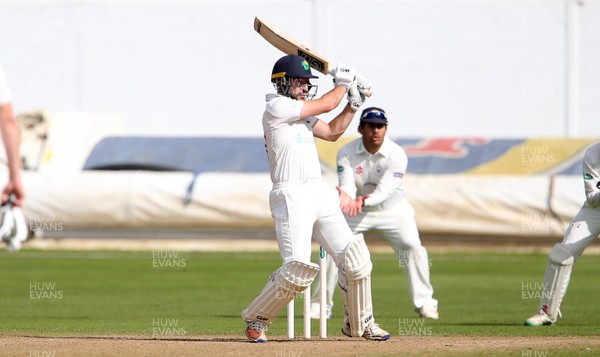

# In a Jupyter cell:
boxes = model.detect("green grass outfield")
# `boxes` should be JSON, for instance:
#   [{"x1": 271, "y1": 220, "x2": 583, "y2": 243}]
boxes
[{"x1": 1, "y1": 249, "x2": 599, "y2": 348}]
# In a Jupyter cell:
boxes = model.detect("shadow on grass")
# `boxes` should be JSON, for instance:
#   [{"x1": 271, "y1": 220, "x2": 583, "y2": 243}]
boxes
[{"x1": 433, "y1": 322, "x2": 523, "y2": 326}]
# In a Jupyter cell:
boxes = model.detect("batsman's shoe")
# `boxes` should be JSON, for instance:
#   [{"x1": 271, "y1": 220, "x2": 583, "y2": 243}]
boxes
[
  {"x1": 524, "y1": 309, "x2": 556, "y2": 326},
  {"x1": 342, "y1": 322, "x2": 390, "y2": 341},
  {"x1": 417, "y1": 306, "x2": 439, "y2": 320},
  {"x1": 309, "y1": 302, "x2": 333, "y2": 320},
  {"x1": 245, "y1": 321, "x2": 268, "y2": 343}
]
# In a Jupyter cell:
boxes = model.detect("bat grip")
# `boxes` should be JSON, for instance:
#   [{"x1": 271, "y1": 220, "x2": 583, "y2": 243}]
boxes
[{"x1": 328, "y1": 70, "x2": 372, "y2": 97}]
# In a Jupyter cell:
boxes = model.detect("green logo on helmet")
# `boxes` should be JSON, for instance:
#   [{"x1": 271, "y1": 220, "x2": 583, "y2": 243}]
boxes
[
  {"x1": 337, "y1": 165, "x2": 344, "y2": 173},
  {"x1": 302, "y1": 60, "x2": 310, "y2": 71}
]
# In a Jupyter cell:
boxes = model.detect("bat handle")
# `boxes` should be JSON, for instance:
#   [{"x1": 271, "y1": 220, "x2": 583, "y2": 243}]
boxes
[
  {"x1": 328, "y1": 70, "x2": 372, "y2": 97},
  {"x1": 327, "y1": 69, "x2": 372, "y2": 97}
]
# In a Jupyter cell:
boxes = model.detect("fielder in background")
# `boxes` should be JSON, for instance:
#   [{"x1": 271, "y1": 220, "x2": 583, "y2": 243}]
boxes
[
  {"x1": 525, "y1": 141, "x2": 600, "y2": 326},
  {"x1": 241, "y1": 54, "x2": 390, "y2": 343},
  {"x1": 310, "y1": 107, "x2": 439, "y2": 320},
  {"x1": 0, "y1": 62, "x2": 28, "y2": 252},
  {"x1": 0, "y1": 62, "x2": 24, "y2": 206}
]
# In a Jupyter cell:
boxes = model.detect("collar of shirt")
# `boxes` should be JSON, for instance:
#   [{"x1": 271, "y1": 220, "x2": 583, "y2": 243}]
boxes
[{"x1": 355, "y1": 136, "x2": 391, "y2": 158}]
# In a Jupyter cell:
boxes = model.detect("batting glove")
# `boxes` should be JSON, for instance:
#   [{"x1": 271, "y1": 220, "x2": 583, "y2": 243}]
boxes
[
  {"x1": 347, "y1": 80, "x2": 366, "y2": 111},
  {"x1": 355, "y1": 73, "x2": 372, "y2": 97},
  {"x1": 332, "y1": 62, "x2": 356, "y2": 91}
]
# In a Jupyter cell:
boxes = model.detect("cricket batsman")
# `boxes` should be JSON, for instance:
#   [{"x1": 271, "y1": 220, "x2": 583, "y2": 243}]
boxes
[{"x1": 241, "y1": 54, "x2": 390, "y2": 342}]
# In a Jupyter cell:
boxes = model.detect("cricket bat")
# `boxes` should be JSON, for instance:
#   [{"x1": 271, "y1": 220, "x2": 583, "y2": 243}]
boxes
[{"x1": 254, "y1": 16, "x2": 371, "y2": 97}]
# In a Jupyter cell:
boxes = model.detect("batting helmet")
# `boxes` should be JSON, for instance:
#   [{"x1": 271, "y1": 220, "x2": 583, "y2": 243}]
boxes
[
  {"x1": 271, "y1": 54, "x2": 318, "y2": 81},
  {"x1": 271, "y1": 55, "x2": 318, "y2": 99}
]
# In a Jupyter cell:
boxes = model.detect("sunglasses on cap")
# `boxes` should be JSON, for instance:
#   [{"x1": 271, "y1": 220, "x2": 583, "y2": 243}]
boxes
[{"x1": 361, "y1": 111, "x2": 387, "y2": 120}]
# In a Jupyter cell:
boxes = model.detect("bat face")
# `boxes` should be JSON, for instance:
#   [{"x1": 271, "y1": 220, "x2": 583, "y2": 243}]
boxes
[
  {"x1": 296, "y1": 49, "x2": 328, "y2": 75},
  {"x1": 254, "y1": 16, "x2": 372, "y2": 97},
  {"x1": 254, "y1": 17, "x2": 332, "y2": 75}
]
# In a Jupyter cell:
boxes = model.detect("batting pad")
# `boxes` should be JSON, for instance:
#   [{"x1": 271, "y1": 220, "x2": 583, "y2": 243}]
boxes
[
  {"x1": 242, "y1": 261, "x2": 319, "y2": 325},
  {"x1": 541, "y1": 243, "x2": 574, "y2": 320},
  {"x1": 339, "y1": 235, "x2": 374, "y2": 337}
]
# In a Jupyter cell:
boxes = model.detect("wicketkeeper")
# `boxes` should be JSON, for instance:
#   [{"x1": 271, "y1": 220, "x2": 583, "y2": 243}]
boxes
[{"x1": 525, "y1": 141, "x2": 600, "y2": 326}]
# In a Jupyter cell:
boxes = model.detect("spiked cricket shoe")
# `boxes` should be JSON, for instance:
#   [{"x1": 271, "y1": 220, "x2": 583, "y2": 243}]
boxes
[
  {"x1": 524, "y1": 309, "x2": 556, "y2": 326},
  {"x1": 417, "y1": 306, "x2": 439, "y2": 320},
  {"x1": 245, "y1": 321, "x2": 268, "y2": 343},
  {"x1": 342, "y1": 322, "x2": 390, "y2": 341}
]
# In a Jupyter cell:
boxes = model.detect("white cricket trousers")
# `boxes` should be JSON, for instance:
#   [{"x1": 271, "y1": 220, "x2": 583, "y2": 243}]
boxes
[
  {"x1": 561, "y1": 204, "x2": 600, "y2": 260},
  {"x1": 270, "y1": 180, "x2": 356, "y2": 268}
]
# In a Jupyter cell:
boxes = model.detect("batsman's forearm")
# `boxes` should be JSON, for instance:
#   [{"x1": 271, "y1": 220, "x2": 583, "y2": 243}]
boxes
[
  {"x1": 325, "y1": 106, "x2": 356, "y2": 141},
  {"x1": 318, "y1": 85, "x2": 347, "y2": 113}
]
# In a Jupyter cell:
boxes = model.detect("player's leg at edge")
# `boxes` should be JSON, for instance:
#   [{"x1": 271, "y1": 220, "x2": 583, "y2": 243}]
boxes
[
  {"x1": 400, "y1": 246, "x2": 439, "y2": 320},
  {"x1": 524, "y1": 243, "x2": 574, "y2": 326},
  {"x1": 241, "y1": 261, "x2": 320, "y2": 342}
]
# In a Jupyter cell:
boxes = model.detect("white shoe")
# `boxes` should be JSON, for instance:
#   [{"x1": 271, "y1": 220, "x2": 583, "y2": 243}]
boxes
[
  {"x1": 308, "y1": 302, "x2": 332, "y2": 320},
  {"x1": 342, "y1": 321, "x2": 390, "y2": 341},
  {"x1": 417, "y1": 306, "x2": 439, "y2": 320},
  {"x1": 524, "y1": 308, "x2": 556, "y2": 326},
  {"x1": 7, "y1": 239, "x2": 22, "y2": 252}
]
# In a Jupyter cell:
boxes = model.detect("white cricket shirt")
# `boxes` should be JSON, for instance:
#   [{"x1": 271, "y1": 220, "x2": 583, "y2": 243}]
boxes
[
  {"x1": 262, "y1": 94, "x2": 321, "y2": 184},
  {"x1": 337, "y1": 137, "x2": 408, "y2": 208}
]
